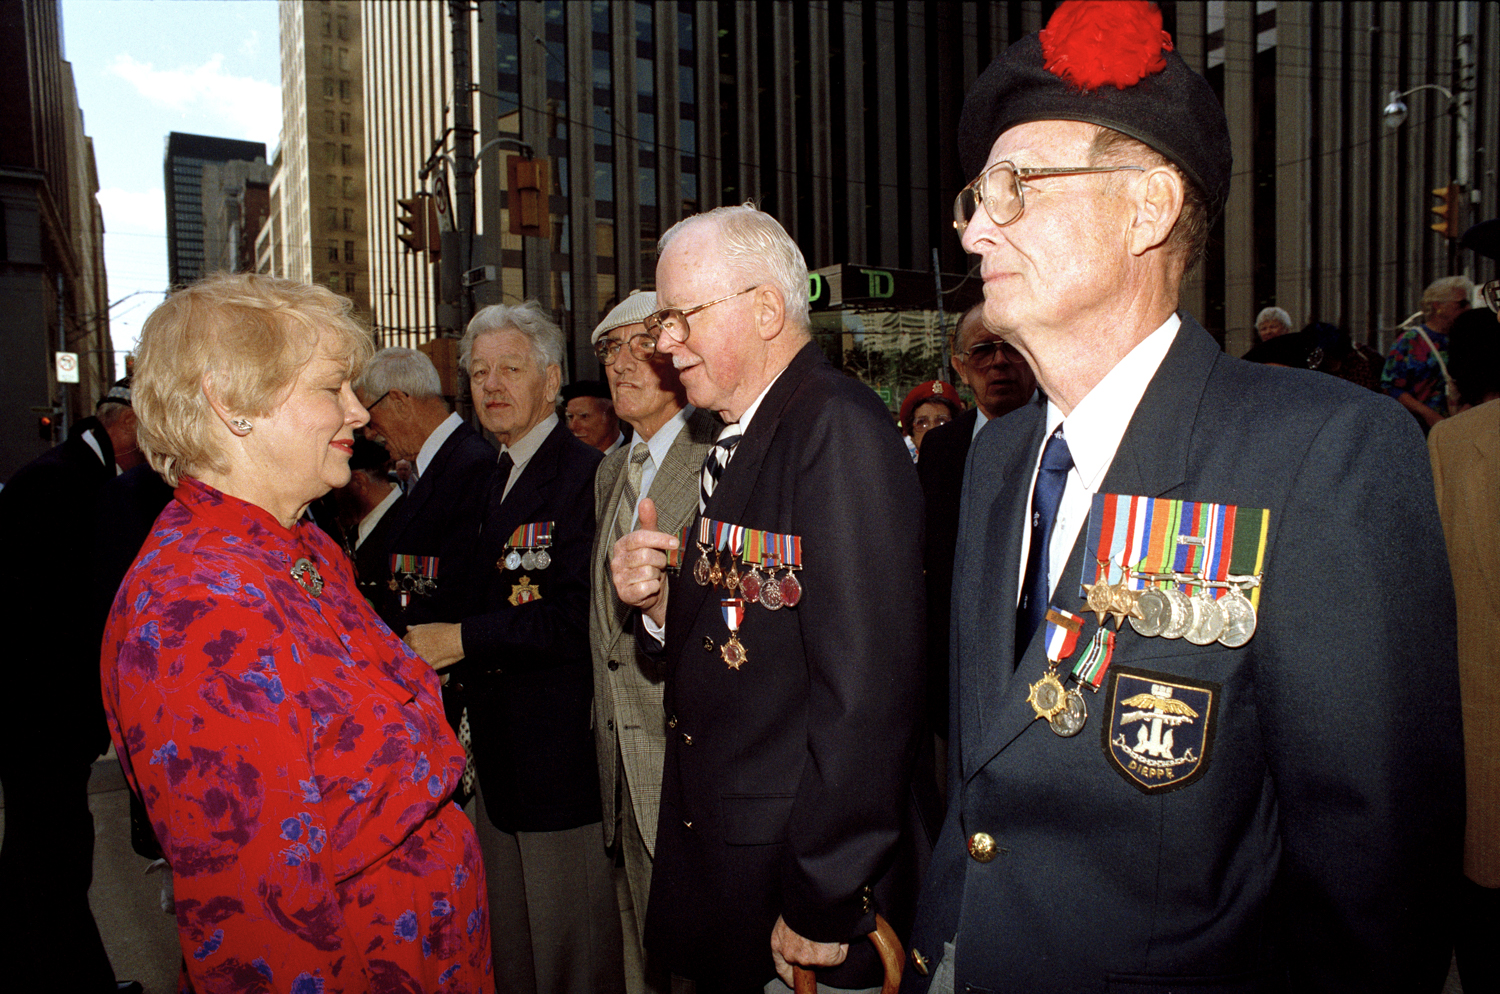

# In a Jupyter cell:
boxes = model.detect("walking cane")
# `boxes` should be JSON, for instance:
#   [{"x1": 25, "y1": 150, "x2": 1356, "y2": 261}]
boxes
[{"x1": 792, "y1": 913, "x2": 903, "y2": 994}]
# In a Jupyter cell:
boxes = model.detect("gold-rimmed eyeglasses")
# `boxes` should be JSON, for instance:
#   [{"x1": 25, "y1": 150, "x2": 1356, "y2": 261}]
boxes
[
  {"x1": 593, "y1": 332, "x2": 661, "y2": 366},
  {"x1": 953, "y1": 160, "x2": 1147, "y2": 234},
  {"x1": 954, "y1": 339, "x2": 1026, "y2": 370},
  {"x1": 641, "y1": 285, "x2": 760, "y2": 348}
]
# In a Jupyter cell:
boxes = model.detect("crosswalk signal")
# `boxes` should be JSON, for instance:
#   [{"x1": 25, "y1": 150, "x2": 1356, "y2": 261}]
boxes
[
  {"x1": 508, "y1": 156, "x2": 550, "y2": 237},
  {"x1": 37, "y1": 413, "x2": 55, "y2": 442},
  {"x1": 1430, "y1": 184, "x2": 1462, "y2": 240}
]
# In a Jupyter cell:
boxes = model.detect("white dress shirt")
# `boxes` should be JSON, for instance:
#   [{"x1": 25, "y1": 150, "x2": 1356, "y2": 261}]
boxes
[
  {"x1": 498, "y1": 412, "x2": 559, "y2": 501},
  {"x1": 415, "y1": 411, "x2": 463, "y2": 479}
]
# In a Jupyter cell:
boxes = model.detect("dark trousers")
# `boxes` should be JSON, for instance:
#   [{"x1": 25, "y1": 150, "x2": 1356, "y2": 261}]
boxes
[
  {"x1": 1455, "y1": 873, "x2": 1500, "y2": 993},
  {"x1": 0, "y1": 746, "x2": 117, "y2": 991}
]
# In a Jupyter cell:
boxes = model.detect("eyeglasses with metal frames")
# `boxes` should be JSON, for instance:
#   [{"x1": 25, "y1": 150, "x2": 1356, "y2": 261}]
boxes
[
  {"x1": 953, "y1": 160, "x2": 1147, "y2": 234},
  {"x1": 593, "y1": 332, "x2": 661, "y2": 366},
  {"x1": 364, "y1": 390, "x2": 392, "y2": 411},
  {"x1": 954, "y1": 339, "x2": 1026, "y2": 370},
  {"x1": 641, "y1": 285, "x2": 760, "y2": 348}
]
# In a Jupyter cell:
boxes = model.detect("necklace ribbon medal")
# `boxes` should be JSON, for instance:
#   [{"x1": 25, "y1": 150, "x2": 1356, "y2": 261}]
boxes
[
  {"x1": 501, "y1": 521, "x2": 554, "y2": 572},
  {"x1": 720, "y1": 595, "x2": 748, "y2": 669},
  {"x1": 387, "y1": 553, "x2": 437, "y2": 607},
  {"x1": 1027, "y1": 607, "x2": 1090, "y2": 736},
  {"x1": 1082, "y1": 494, "x2": 1268, "y2": 648}
]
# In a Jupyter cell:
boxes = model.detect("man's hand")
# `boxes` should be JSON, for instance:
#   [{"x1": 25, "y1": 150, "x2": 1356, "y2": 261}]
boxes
[
  {"x1": 771, "y1": 915, "x2": 848, "y2": 989},
  {"x1": 404, "y1": 622, "x2": 465, "y2": 670},
  {"x1": 609, "y1": 498, "x2": 678, "y2": 629}
]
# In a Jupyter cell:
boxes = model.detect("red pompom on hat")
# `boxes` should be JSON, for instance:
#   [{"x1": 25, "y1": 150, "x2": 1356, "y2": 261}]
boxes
[{"x1": 1040, "y1": 0, "x2": 1174, "y2": 91}]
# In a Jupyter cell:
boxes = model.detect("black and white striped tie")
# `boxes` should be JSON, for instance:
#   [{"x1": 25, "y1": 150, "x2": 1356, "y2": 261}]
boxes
[{"x1": 699, "y1": 424, "x2": 743, "y2": 514}]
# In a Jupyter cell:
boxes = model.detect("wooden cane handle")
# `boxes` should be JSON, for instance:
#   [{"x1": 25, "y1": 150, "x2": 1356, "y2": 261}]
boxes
[{"x1": 791, "y1": 913, "x2": 903, "y2": 994}]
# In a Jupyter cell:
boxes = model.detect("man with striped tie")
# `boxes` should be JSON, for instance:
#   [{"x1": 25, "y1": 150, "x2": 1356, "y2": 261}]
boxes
[
  {"x1": 587, "y1": 290, "x2": 718, "y2": 993},
  {"x1": 610, "y1": 204, "x2": 937, "y2": 993}
]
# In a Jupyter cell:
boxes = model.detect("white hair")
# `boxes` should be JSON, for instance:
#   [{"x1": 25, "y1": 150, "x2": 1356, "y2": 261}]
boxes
[
  {"x1": 358, "y1": 347, "x2": 444, "y2": 399},
  {"x1": 460, "y1": 300, "x2": 564, "y2": 373},
  {"x1": 1255, "y1": 306, "x2": 1292, "y2": 331},
  {"x1": 659, "y1": 203, "x2": 810, "y2": 329}
]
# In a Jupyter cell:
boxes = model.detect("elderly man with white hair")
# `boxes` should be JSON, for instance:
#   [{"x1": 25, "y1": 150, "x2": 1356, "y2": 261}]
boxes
[
  {"x1": 406, "y1": 302, "x2": 623, "y2": 994},
  {"x1": 611, "y1": 205, "x2": 934, "y2": 993}
]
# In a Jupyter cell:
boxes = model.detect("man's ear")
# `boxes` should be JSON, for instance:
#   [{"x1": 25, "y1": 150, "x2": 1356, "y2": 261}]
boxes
[
  {"x1": 201, "y1": 373, "x2": 250, "y2": 436},
  {"x1": 1127, "y1": 165, "x2": 1184, "y2": 257},
  {"x1": 754, "y1": 285, "x2": 787, "y2": 342},
  {"x1": 545, "y1": 364, "x2": 562, "y2": 404}
]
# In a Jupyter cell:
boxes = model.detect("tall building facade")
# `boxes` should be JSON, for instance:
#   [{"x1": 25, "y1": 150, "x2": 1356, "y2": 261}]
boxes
[
  {"x1": 0, "y1": 0, "x2": 111, "y2": 477},
  {"x1": 164, "y1": 132, "x2": 268, "y2": 288},
  {"x1": 359, "y1": 1, "x2": 1498, "y2": 385},
  {"x1": 274, "y1": 0, "x2": 371, "y2": 321},
  {"x1": 202, "y1": 159, "x2": 274, "y2": 274}
]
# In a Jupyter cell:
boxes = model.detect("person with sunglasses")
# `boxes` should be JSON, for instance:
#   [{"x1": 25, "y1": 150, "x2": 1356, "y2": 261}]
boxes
[{"x1": 904, "y1": 3, "x2": 1460, "y2": 993}]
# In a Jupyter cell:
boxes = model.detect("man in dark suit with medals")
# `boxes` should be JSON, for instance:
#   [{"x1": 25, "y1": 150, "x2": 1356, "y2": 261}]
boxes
[
  {"x1": 404, "y1": 302, "x2": 622, "y2": 994},
  {"x1": 355, "y1": 347, "x2": 495, "y2": 633},
  {"x1": 903, "y1": 3, "x2": 1462, "y2": 993},
  {"x1": 611, "y1": 205, "x2": 934, "y2": 993}
]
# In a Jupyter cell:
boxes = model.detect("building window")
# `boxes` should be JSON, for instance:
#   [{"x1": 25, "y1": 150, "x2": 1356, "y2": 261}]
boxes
[
  {"x1": 342, "y1": 176, "x2": 355, "y2": 198},
  {"x1": 343, "y1": 208, "x2": 354, "y2": 231},
  {"x1": 339, "y1": 79, "x2": 351, "y2": 101},
  {"x1": 344, "y1": 241, "x2": 355, "y2": 263},
  {"x1": 322, "y1": 45, "x2": 333, "y2": 69},
  {"x1": 326, "y1": 174, "x2": 338, "y2": 197},
  {"x1": 337, "y1": 14, "x2": 348, "y2": 40},
  {"x1": 328, "y1": 241, "x2": 340, "y2": 262},
  {"x1": 323, "y1": 78, "x2": 335, "y2": 100},
  {"x1": 324, "y1": 110, "x2": 335, "y2": 133},
  {"x1": 325, "y1": 142, "x2": 337, "y2": 166},
  {"x1": 338, "y1": 47, "x2": 349, "y2": 71},
  {"x1": 326, "y1": 207, "x2": 339, "y2": 230},
  {"x1": 341, "y1": 144, "x2": 351, "y2": 166},
  {"x1": 339, "y1": 112, "x2": 351, "y2": 134},
  {"x1": 345, "y1": 272, "x2": 355, "y2": 294},
  {"x1": 322, "y1": 13, "x2": 331, "y2": 36}
]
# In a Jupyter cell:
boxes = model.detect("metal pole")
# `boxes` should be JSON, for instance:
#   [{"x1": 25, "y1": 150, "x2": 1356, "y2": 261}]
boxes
[
  {"x1": 932, "y1": 248, "x2": 951, "y2": 383},
  {"x1": 448, "y1": 0, "x2": 476, "y2": 336},
  {"x1": 57, "y1": 272, "x2": 70, "y2": 437}
]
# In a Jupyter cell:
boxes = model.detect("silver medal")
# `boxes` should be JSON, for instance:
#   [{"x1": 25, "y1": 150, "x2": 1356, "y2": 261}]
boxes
[
  {"x1": 1160, "y1": 587, "x2": 1192, "y2": 639},
  {"x1": 1217, "y1": 587, "x2": 1258, "y2": 647},
  {"x1": 1130, "y1": 586, "x2": 1169, "y2": 637},
  {"x1": 1184, "y1": 590, "x2": 1227, "y2": 645},
  {"x1": 534, "y1": 548, "x2": 551, "y2": 570},
  {"x1": 504, "y1": 549, "x2": 523, "y2": 571},
  {"x1": 1048, "y1": 688, "x2": 1088, "y2": 737},
  {"x1": 520, "y1": 549, "x2": 538, "y2": 570}
]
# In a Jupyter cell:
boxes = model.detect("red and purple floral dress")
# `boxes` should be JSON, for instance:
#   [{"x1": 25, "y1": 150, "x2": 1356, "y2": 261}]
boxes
[{"x1": 102, "y1": 478, "x2": 494, "y2": 994}]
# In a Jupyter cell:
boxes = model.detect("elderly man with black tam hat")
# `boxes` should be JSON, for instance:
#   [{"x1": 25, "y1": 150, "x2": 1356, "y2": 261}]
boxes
[{"x1": 904, "y1": 3, "x2": 1462, "y2": 993}]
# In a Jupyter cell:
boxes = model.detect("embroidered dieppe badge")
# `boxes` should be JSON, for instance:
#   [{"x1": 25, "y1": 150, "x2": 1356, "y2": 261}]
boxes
[{"x1": 1102, "y1": 667, "x2": 1218, "y2": 794}]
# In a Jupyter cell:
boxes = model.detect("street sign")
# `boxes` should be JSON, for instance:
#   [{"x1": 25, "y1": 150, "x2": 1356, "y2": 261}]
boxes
[{"x1": 56, "y1": 351, "x2": 79, "y2": 384}]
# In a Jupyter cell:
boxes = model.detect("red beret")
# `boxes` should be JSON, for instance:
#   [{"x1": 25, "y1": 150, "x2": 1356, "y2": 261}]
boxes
[{"x1": 901, "y1": 380, "x2": 964, "y2": 432}]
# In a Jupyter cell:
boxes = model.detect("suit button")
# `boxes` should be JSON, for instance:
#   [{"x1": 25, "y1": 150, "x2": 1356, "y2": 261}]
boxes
[
  {"x1": 968, "y1": 832, "x2": 998, "y2": 862},
  {"x1": 667, "y1": 715, "x2": 678, "y2": 729},
  {"x1": 607, "y1": 659, "x2": 619, "y2": 671},
  {"x1": 681, "y1": 733, "x2": 693, "y2": 745},
  {"x1": 910, "y1": 948, "x2": 930, "y2": 976}
]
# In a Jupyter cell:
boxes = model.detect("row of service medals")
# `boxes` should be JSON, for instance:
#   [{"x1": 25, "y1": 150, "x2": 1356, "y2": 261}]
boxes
[
  {"x1": 1027, "y1": 493, "x2": 1268, "y2": 737},
  {"x1": 388, "y1": 553, "x2": 437, "y2": 609},
  {"x1": 680, "y1": 518, "x2": 804, "y2": 669},
  {"x1": 498, "y1": 521, "x2": 553, "y2": 605}
]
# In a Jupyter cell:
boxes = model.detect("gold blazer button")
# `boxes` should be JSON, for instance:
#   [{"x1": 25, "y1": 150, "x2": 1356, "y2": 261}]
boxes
[{"x1": 968, "y1": 832, "x2": 998, "y2": 862}]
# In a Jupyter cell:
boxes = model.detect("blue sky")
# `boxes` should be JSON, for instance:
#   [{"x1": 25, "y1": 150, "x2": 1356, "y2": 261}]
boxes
[{"x1": 61, "y1": 0, "x2": 282, "y2": 365}]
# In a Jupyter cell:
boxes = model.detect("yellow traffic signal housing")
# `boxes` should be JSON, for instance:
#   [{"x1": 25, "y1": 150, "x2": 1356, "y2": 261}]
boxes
[
  {"x1": 396, "y1": 194, "x2": 441, "y2": 259},
  {"x1": 1430, "y1": 184, "x2": 1462, "y2": 240},
  {"x1": 508, "y1": 156, "x2": 550, "y2": 237}
]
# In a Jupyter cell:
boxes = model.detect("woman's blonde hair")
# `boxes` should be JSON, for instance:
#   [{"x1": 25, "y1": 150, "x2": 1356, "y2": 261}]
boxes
[{"x1": 134, "y1": 273, "x2": 373, "y2": 485}]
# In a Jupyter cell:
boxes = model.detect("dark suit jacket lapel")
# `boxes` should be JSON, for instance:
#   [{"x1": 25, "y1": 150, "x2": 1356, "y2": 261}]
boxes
[
  {"x1": 964, "y1": 316, "x2": 1224, "y2": 780},
  {"x1": 485, "y1": 421, "x2": 566, "y2": 556},
  {"x1": 388, "y1": 421, "x2": 470, "y2": 543},
  {"x1": 668, "y1": 343, "x2": 821, "y2": 655}
]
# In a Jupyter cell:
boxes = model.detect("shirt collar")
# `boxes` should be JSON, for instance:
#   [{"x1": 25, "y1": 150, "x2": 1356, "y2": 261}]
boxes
[
  {"x1": 725, "y1": 369, "x2": 787, "y2": 436},
  {"x1": 643, "y1": 405, "x2": 694, "y2": 468},
  {"x1": 501, "y1": 411, "x2": 559, "y2": 474},
  {"x1": 1052, "y1": 313, "x2": 1180, "y2": 492},
  {"x1": 415, "y1": 412, "x2": 463, "y2": 478}
]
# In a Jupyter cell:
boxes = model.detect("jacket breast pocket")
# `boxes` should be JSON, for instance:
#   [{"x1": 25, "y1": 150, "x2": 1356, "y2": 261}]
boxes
[{"x1": 720, "y1": 793, "x2": 795, "y2": 845}]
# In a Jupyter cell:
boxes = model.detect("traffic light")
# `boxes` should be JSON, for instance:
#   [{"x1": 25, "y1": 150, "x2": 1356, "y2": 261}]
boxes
[
  {"x1": 1430, "y1": 183, "x2": 1462, "y2": 240},
  {"x1": 508, "y1": 156, "x2": 550, "y2": 237},
  {"x1": 397, "y1": 195, "x2": 428, "y2": 254},
  {"x1": 37, "y1": 413, "x2": 54, "y2": 442},
  {"x1": 396, "y1": 194, "x2": 441, "y2": 259}
]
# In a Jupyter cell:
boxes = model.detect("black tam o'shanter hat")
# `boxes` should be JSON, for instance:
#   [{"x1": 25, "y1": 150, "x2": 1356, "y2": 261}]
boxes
[{"x1": 958, "y1": 0, "x2": 1233, "y2": 222}]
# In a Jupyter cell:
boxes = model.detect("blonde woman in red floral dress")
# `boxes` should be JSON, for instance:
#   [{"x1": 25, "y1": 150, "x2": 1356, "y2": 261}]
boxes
[{"x1": 102, "y1": 273, "x2": 494, "y2": 994}]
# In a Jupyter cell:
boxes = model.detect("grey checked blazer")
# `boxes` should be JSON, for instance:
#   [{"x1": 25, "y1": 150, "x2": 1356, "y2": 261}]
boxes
[{"x1": 590, "y1": 407, "x2": 718, "y2": 853}]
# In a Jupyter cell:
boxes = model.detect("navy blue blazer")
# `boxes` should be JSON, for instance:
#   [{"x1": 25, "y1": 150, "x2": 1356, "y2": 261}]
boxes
[
  {"x1": 903, "y1": 316, "x2": 1462, "y2": 993},
  {"x1": 457, "y1": 419, "x2": 604, "y2": 833}
]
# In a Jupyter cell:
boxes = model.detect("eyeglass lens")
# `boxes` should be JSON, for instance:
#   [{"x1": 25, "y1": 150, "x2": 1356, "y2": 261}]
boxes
[{"x1": 956, "y1": 164, "x2": 1020, "y2": 230}]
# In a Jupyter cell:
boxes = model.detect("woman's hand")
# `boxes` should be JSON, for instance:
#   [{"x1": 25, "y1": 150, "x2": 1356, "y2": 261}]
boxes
[{"x1": 404, "y1": 623, "x2": 465, "y2": 670}]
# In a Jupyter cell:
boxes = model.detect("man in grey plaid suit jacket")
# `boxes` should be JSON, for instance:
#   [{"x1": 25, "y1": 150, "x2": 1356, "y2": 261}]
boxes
[{"x1": 589, "y1": 291, "x2": 719, "y2": 992}]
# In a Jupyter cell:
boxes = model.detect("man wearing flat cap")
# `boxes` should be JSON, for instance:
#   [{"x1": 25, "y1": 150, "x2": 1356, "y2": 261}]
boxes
[
  {"x1": 587, "y1": 290, "x2": 717, "y2": 991},
  {"x1": 904, "y1": 3, "x2": 1461, "y2": 993}
]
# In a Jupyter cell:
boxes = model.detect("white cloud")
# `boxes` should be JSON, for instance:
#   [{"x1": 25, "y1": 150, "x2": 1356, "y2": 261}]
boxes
[
  {"x1": 97, "y1": 187, "x2": 166, "y2": 236},
  {"x1": 106, "y1": 52, "x2": 280, "y2": 145}
]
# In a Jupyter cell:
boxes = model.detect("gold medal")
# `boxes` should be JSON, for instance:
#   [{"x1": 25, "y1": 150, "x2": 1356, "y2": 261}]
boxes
[
  {"x1": 721, "y1": 633, "x2": 747, "y2": 670},
  {"x1": 1026, "y1": 669, "x2": 1068, "y2": 722}
]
